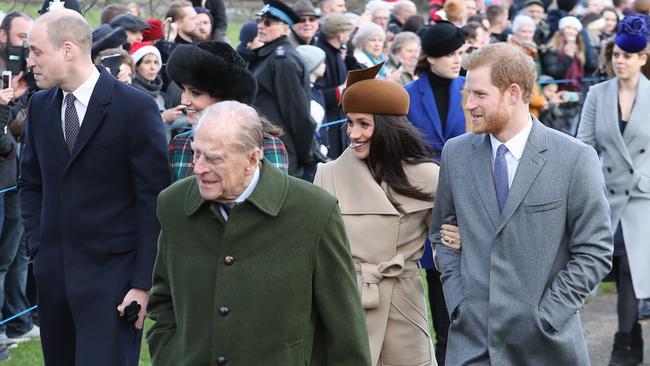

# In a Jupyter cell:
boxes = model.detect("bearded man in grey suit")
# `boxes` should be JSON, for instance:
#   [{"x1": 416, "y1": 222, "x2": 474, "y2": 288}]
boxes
[{"x1": 432, "y1": 42, "x2": 614, "y2": 365}]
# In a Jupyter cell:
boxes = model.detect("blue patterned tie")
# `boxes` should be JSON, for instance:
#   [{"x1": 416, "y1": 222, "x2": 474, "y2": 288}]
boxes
[
  {"x1": 493, "y1": 144, "x2": 509, "y2": 212},
  {"x1": 64, "y1": 94, "x2": 80, "y2": 152}
]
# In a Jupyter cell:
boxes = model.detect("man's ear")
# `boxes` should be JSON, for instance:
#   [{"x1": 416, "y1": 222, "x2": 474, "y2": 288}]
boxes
[
  {"x1": 247, "y1": 148, "x2": 262, "y2": 171},
  {"x1": 508, "y1": 83, "x2": 522, "y2": 105},
  {"x1": 61, "y1": 41, "x2": 76, "y2": 61},
  {"x1": 0, "y1": 29, "x2": 7, "y2": 44}
]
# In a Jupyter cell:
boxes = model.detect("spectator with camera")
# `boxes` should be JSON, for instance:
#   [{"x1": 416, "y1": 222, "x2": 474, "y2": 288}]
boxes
[{"x1": 0, "y1": 11, "x2": 40, "y2": 356}]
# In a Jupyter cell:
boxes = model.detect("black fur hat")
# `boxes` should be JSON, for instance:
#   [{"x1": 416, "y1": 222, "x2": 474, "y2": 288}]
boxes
[{"x1": 166, "y1": 41, "x2": 258, "y2": 104}]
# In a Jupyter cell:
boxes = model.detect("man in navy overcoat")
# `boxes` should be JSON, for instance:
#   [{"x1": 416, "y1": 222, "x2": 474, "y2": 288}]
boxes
[{"x1": 18, "y1": 9, "x2": 169, "y2": 365}]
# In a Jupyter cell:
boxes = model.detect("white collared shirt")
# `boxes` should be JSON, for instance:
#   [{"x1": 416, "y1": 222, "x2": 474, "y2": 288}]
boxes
[
  {"x1": 60, "y1": 67, "x2": 100, "y2": 139},
  {"x1": 489, "y1": 115, "x2": 533, "y2": 188},
  {"x1": 220, "y1": 165, "x2": 261, "y2": 220}
]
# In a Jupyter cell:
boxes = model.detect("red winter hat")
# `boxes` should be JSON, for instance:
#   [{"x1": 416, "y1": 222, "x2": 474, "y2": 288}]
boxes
[
  {"x1": 142, "y1": 18, "x2": 163, "y2": 42},
  {"x1": 129, "y1": 41, "x2": 162, "y2": 65}
]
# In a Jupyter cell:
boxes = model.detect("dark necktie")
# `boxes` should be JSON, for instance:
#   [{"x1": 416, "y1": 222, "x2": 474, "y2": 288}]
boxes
[
  {"x1": 64, "y1": 94, "x2": 80, "y2": 152},
  {"x1": 493, "y1": 144, "x2": 509, "y2": 212},
  {"x1": 221, "y1": 203, "x2": 235, "y2": 220}
]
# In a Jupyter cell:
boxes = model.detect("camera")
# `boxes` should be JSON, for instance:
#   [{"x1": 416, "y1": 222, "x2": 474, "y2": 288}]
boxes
[{"x1": 4, "y1": 40, "x2": 29, "y2": 75}]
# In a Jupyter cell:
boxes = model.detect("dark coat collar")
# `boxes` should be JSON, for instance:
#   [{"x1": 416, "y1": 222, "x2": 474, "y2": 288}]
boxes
[{"x1": 256, "y1": 36, "x2": 290, "y2": 57}]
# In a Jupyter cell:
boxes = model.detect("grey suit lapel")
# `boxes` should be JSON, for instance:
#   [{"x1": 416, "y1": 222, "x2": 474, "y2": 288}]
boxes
[
  {"x1": 604, "y1": 79, "x2": 634, "y2": 166},
  {"x1": 470, "y1": 134, "x2": 500, "y2": 229},
  {"x1": 495, "y1": 120, "x2": 547, "y2": 235},
  {"x1": 622, "y1": 75, "x2": 650, "y2": 150}
]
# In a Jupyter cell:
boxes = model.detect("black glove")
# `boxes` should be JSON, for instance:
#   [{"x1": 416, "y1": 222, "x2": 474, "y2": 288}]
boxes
[{"x1": 122, "y1": 301, "x2": 142, "y2": 326}]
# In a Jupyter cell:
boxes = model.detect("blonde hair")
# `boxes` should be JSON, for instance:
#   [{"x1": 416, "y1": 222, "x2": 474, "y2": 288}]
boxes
[
  {"x1": 546, "y1": 29, "x2": 586, "y2": 65},
  {"x1": 463, "y1": 42, "x2": 537, "y2": 102},
  {"x1": 40, "y1": 11, "x2": 92, "y2": 55},
  {"x1": 444, "y1": 0, "x2": 467, "y2": 23}
]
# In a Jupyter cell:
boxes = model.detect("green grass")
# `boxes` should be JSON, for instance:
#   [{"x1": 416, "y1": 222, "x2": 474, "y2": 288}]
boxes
[
  {"x1": 0, "y1": 4, "x2": 101, "y2": 28},
  {"x1": 5, "y1": 319, "x2": 153, "y2": 365}
]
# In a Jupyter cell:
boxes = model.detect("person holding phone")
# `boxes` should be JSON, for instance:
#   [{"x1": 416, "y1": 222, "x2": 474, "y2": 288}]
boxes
[
  {"x1": 165, "y1": 41, "x2": 288, "y2": 182},
  {"x1": 577, "y1": 15, "x2": 650, "y2": 366},
  {"x1": 541, "y1": 16, "x2": 597, "y2": 135},
  {"x1": 129, "y1": 42, "x2": 185, "y2": 127},
  {"x1": 94, "y1": 48, "x2": 134, "y2": 85}
]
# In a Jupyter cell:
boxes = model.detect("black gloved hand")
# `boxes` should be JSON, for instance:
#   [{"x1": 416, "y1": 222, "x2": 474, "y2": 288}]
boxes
[{"x1": 122, "y1": 301, "x2": 142, "y2": 325}]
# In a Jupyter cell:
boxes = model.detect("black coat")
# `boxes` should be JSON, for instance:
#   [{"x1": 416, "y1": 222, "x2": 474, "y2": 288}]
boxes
[
  {"x1": 18, "y1": 67, "x2": 169, "y2": 365},
  {"x1": 314, "y1": 37, "x2": 348, "y2": 159},
  {"x1": 0, "y1": 105, "x2": 16, "y2": 190},
  {"x1": 250, "y1": 36, "x2": 312, "y2": 176}
]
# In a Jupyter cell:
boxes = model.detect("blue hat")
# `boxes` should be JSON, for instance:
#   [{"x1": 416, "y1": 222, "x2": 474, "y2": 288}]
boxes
[
  {"x1": 256, "y1": 0, "x2": 301, "y2": 26},
  {"x1": 615, "y1": 15, "x2": 649, "y2": 53}
]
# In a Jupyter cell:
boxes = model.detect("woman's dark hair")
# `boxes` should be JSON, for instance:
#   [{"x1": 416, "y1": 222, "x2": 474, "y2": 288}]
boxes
[
  {"x1": 403, "y1": 14, "x2": 426, "y2": 34},
  {"x1": 414, "y1": 52, "x2": 431, "y2": 76},
  {"x1": 365, "y1": 114, "x2": 437, "y2": 213},
  {"x1": 601, "y1": 7, "x2": 619, "y2": 33}
]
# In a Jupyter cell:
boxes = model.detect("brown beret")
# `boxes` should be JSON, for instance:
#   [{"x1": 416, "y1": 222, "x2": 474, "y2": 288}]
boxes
[{"x1": 341, "y1": 63, "x2": 410, "y2": 115}]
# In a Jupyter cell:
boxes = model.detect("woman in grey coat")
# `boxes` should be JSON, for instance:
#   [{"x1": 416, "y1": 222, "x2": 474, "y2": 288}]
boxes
[{"x1": 577, "y1": 15, "x2": 650, "y2": 366}]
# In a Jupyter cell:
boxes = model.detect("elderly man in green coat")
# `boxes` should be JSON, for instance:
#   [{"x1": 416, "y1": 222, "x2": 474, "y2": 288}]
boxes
[{"x1": 147, "y1": 100, "x2": 371, "y2": 366}]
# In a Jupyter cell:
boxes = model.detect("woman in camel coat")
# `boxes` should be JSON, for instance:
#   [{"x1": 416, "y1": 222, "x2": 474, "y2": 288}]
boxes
[{"x1": 314, "y1": 63, "x2": 456, "y2": 366}]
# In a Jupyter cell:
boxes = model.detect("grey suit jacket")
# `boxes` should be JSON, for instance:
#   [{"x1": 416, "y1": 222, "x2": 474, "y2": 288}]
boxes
[
  {"x1": 578, "y1": 75, "x2": 650, "y2": 298},
  {"x1": 432, "y1": 119, "x2": 613, "y2": 366}
]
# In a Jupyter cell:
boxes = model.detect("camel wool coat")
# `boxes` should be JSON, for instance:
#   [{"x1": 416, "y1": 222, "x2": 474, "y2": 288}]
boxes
[{"x1": 314, "y1": 148, "x2": 439, "y2": 366}]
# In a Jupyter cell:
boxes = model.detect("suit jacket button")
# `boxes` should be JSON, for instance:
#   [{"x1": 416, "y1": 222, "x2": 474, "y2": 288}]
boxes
[
  {"x1": 224, "y1": 256, "x2": 235, "y2": 265},
  {"x1": 610, "y1": 189, "x2": 615, "y2": 195},
  {"x1": 216, "y1": 356, "x2": 227, "y2": 365},
  {"x1": 641, "y1": 149, "x2": 646, "y2": 154},
  {"x1": 625, "y1": 190, "x2": 630, "y2": 196},
  {"x1": 607, "y1": 167, "x2": 612, "y2": 173},
  {"x1": 219, "y1": 306, "x2": 230, "y2": 316},
  {"x1": 630, "y1": 169, "x2": 634, "y2": 174}
]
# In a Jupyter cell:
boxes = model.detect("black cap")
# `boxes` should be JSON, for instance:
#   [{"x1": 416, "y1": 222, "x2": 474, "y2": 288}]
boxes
[
  {"x1": 524, "y1": 0, "x2": 544, "y2": 7},
  {"x1": 420, "y1": 21, "x2": 466, "y2": 58},
  {"x1": 109, "y1": 13, "x2": 150, "y2": 31},
  {"x1": 91, "y1": 26, "x2": 127, "y2": 60},
  {"x1": 257, "y1": 0, "x2": 301, "y2": 26}
]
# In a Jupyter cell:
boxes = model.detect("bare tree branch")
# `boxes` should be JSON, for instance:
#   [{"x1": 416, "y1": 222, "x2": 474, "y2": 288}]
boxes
[{"x1": 83, "y1": 0, "x2": 102, "y2": 15}]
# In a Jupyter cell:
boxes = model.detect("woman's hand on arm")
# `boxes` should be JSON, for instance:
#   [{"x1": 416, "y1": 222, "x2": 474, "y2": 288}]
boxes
[{"x1": 440, "y1": 224, "x2": 461, "y2": 250}]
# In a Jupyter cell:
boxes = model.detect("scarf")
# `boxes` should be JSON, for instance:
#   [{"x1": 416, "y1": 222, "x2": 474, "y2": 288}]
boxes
[{"x1": 132, "y1": 73, "x2": 163, "y2": 98}]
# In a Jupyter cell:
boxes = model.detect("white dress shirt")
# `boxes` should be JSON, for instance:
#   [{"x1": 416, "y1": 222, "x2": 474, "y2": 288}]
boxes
[
  {"x1": 60, "y1": 67, "x2": 100, "y2": 139},
  {"x1": 489, "y1": 115, "x2": 533, "y2": 188},
  {"x1": 220, "y1": 165, "x2": 261, "y2": 220}
]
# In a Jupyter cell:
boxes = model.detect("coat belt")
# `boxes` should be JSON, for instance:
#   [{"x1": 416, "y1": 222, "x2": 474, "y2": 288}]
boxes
[{"x1": 354, "y1": 254, "x2": 419, "y2": 309}]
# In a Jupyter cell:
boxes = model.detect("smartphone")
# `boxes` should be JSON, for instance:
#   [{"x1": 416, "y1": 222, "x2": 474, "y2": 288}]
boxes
[
  {"x1": 2, "y1": 71, "x2": 11, "y2": 90},
  {"x1": 101, "y1": 54, "x2": 122, "y2": 77},
  {"x1": 562, "y1": 91, "x2": 580, "y2": 103}
]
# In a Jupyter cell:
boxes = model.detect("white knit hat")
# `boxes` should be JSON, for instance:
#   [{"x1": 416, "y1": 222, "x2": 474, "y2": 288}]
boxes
[
  {"x1": 296, "y1": 45, "x2": 326, "y2": 75},
  {"x1": 558, "y1": 16, "x2": 583, "y2": 32}
]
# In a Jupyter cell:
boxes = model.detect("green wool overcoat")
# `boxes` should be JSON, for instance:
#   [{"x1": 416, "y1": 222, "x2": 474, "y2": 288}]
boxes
[{"x1": 147, "y1": 160, "x2": 371, "y2": 366}]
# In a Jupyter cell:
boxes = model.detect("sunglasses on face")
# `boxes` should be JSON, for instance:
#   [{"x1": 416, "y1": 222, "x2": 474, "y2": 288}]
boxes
[
  {"x1": 301, "y1": 16, "x2": 318, "y2": 23},
  {"x1": 256, "y1": 17, "x2": 282, "y2": 27}
]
